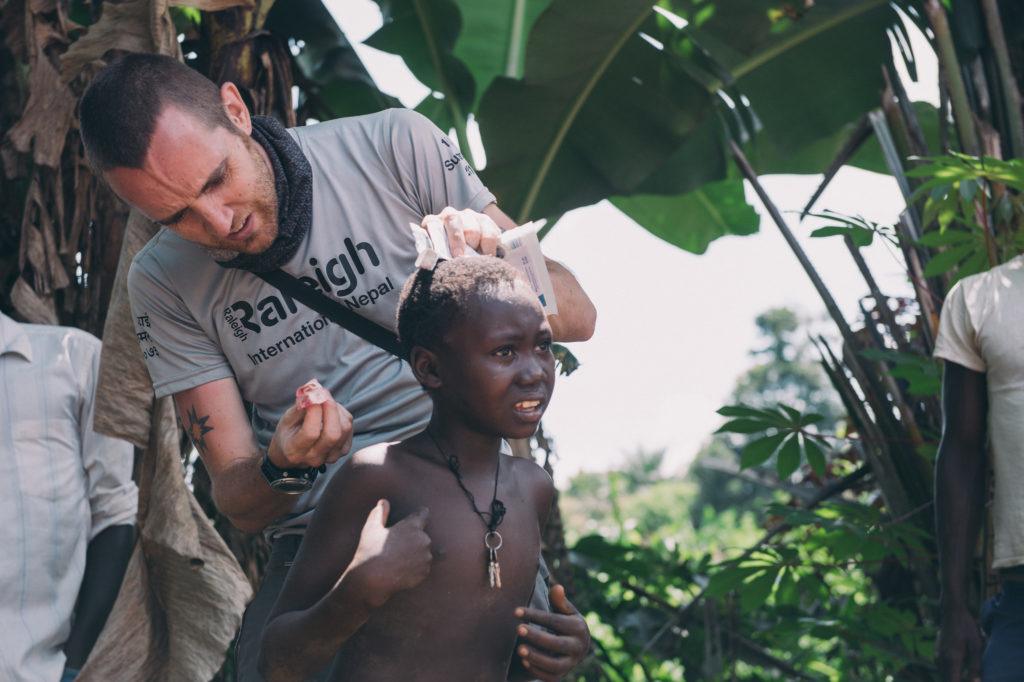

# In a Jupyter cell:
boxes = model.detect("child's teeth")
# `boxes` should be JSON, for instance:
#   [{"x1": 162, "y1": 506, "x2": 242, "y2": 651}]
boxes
[{"x1": 517, "y1": 400, "x2": 540, "y2": 409}]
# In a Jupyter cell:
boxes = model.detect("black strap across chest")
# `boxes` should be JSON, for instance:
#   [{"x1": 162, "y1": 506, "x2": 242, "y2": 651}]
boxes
[{"x1": 255, "y1": 269, "x2": 404, "y2": 359}]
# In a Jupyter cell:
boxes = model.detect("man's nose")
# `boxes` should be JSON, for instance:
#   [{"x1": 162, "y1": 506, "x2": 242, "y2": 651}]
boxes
[{"x1": 194, "y1": 195, "x2": 234, "y2": 236}]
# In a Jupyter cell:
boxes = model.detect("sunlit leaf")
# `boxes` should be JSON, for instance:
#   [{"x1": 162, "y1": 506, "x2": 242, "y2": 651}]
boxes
[
  {"x1": 810, "y1": 224, "x2": 875, "y2": 246},
  {"x1": 922, "y1": 243, "x2": 975, "y2": 277},
  {"x1": 740, "y1": 568, "x2": 779, "y2": 611}
]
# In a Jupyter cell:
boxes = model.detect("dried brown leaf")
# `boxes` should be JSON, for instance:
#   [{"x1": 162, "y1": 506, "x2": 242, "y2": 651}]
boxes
[
  {"x1": 19, "y1": 176, "x2": 71, "y2": 294},
  {"x1": 5, "y1": 12, "x2": 76, "y2": 168},
  {"x1": 171, "y1": 0, "x2": 255, "y2": 10},
  {"x1": 60, "y1": 0, "x2": 181, "y2": 83},
  {"x1": 0, "y1": 0, "x2": 28, "y2": 61},
  {"x1": 10, "y1": 277, "x2": 57, "y2": 325}
]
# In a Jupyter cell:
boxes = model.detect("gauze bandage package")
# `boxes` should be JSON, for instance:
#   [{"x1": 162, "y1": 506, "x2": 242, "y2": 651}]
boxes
[{"x1": 409, "y1": 221, "x2": 558, "y2": 315}]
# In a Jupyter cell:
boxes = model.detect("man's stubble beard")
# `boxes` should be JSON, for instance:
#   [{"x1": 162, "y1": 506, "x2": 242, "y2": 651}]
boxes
[{"x1": 206, "y1": 135, "x2": 279, "y2": 261}]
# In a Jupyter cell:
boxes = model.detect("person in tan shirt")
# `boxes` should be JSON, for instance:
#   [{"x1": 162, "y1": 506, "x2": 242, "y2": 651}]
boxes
[{"x1": 934, "y1": 255, "x2": 1024, "y2": 682}]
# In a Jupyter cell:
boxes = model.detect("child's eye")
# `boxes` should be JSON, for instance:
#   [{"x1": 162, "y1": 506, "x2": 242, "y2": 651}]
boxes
[
  {"x1": 537, "y1": 340, "x2": 552, "y2": 353},
  {"x1": 493, "y1": 346, "x2": 515, "y2": 358}
]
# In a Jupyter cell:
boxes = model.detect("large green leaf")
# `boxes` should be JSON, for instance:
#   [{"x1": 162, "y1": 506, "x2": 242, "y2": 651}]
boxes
[
  {"x1": 610, "y1": 179, "x2": 758, "y2": 254},
  {"x1": 453, "y1": 0, "x2": 551, "y2": 108},
  {"x1": 266, "y1": 0, "x2": 398, "y2": 120},
  {"x1": 364, "y1": 0, "x2": 907, "y2": 250},
  {"x1": 367, "y1": 0, "x2": 476, "y2": 134},
  {"x1": 689, "y1": 0, "x2": 894, "y2": 156},
  {"x1": 478, "y1": 2, "x2": 713, "y2": 222},
  {"x1": 477, "y1": 0, "x2": 902, "y2": 244}
]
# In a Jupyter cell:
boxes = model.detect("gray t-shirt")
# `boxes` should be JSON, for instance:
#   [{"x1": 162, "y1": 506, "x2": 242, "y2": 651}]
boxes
[{"x1": 127, "y1": 108, "x2": 496, "y2": 535}]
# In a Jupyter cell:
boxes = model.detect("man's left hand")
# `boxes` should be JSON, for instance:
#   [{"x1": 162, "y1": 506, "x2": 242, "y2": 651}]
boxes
[
  {"x1": 422, "y1": 207, "x2": 501, "y2": 257},
  {"x1": 514, "y1": 584, "x2": 591, "y2": 681}
]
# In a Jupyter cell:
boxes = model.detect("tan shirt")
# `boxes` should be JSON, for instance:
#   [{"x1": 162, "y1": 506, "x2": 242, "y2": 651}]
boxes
[
  {"x1": 934, "y1": 255, "x2": 1024, "y2": 569},
  {"x1": 0, "y1": 313, "x2": 137, "y2": 681}
]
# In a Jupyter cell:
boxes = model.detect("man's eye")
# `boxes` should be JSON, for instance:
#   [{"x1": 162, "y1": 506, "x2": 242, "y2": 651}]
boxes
[
  {"x1": 493, "y1": 346, "x2": 514, "y2": 358},
  {"x1": 159, "y1": 212, "x2": 186, "y2": 227}
]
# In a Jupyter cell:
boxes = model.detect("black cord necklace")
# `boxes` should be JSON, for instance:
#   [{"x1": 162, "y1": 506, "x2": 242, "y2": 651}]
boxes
[{"x1": 426, "y1": 429, "x2": 507, "y2": 589}]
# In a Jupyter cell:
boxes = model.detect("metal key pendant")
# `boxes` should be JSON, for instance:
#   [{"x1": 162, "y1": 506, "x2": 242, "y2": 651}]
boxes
[{"x1": 485, "y1": 530, "x2": 503, "y2": 589}]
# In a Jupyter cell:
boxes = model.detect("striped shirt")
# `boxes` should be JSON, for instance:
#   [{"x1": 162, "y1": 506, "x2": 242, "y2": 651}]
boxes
[{"x1": 0, "y1": 313, "x2": 137, "y2": 681}]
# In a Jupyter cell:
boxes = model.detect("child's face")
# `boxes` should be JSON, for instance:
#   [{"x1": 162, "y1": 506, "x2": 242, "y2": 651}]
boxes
[{"x1": 436, "y1": 285, "x2": 556, "y2": 439}]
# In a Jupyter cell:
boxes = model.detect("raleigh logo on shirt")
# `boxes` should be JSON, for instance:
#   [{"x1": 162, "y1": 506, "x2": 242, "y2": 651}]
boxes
[{"x1": 223, "y1": 237, "x2": 394, "y2": 340}]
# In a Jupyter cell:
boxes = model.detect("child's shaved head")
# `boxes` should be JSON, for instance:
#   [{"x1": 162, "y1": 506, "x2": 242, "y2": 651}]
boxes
[{"x1": 396, "y1": 258, "x2": 525, "y2": 358}]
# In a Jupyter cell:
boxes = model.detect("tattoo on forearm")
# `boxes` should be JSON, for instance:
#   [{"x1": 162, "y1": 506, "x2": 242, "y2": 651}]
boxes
[{"x1": 186, "y1": 405, "x2": 214, "y2": 455}]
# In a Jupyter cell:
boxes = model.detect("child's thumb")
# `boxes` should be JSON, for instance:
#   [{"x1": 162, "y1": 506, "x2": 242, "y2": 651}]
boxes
[{"x1": 550, "y1": 584, "x2": 578, "y2": 615}]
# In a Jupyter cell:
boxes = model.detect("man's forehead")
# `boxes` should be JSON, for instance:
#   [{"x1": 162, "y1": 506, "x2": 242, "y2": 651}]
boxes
[
  {"x1": 145, "y1": 105, "x2": 227, "y2": 171},
  {"x1": 104, "y1": 108, "x2": 230, "y2": 215}
]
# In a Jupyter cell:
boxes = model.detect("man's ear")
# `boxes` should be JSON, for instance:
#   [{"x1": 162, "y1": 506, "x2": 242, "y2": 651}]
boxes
[
  {"x1": 220, "y1": 82, "x2": 252, "y2": 135},
  {"x1": 410, "y1": 346, "x2": 442, "y2": 390}
]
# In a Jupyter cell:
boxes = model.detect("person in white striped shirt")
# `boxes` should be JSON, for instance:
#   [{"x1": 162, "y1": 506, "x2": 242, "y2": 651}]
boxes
[{"x1": 0, "y1": 311, "x2": 137, "y2": 681}]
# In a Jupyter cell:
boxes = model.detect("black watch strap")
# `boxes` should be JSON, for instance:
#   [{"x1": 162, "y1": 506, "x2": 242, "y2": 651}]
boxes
[{"x1": 260, "y1": 452, "x2": 318, "y2": 494}]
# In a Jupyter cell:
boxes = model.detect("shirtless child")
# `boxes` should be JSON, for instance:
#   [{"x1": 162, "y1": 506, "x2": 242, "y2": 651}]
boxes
[{"x1": 259, "y1": 257, "x2": 558, "y2": 681}]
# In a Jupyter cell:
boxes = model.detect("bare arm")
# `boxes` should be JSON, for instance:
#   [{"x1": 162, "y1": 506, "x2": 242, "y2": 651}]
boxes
[
  {"x1": 935, "y1": 360, "x2": 987, "y2": 682},
  {"x1": 174, "y1": 377, "x2": 352, "y2": 533},
  {"x1": 259, "y1": 452, "x2": 432, "y2": 681},
  {"x1": 63, "y1": 525, "x2": 135, "y2": 670},
  {"x1": 484, "y1": 204, "x2": 597, "y2": 343}
]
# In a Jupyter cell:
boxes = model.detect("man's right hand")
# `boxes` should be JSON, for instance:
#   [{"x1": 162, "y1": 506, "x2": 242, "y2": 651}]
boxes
[
  {"x1": 938, "y1": 606, "x2": 984, "y2": 682},
  {"x1": 344, "y1": 499, "x2": 433, "y2": 608},
  {"x1": 267, "y1": 399, "x2": 353, "y2": 470}
]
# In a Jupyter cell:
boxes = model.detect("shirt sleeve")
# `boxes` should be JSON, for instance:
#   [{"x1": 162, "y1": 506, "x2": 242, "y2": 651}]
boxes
[
  {"x1": 934, "y1": 278, "x2": 986, "y2": 372},
  {"x1": 78, "y1": 338, "x2": 138, "y2": 539},
  {"x1": 379, "y1": 108, "x2": 496, "y2": 217},
  {"x1": 127, "y1": 252, "x2": 235, "y2": 398}
]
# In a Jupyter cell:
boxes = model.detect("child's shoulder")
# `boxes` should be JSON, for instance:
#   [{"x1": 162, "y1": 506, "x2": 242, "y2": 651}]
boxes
[
  {"x1": 347, "y1": 438, "x2": 437, "y2": 481},
  {"x1": 348, "y1": 441, "x2": 398, "y2": 467},
  {"x1": 507, "y1": 454, "x2": 555, "y2": 516},
  {"x1": 345, "y1": 440, "x2": 419, "y2": 477},
  {"x1": 507, "y1": 453, "x2": 553, "y2": 485}
]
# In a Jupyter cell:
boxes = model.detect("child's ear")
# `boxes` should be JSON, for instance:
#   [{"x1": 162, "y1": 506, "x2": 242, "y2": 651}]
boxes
[{"x1": 410, "y1": 346, "x2": 442, "y2": 389}]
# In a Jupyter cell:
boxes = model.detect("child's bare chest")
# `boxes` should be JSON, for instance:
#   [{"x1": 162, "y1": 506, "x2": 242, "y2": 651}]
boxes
[
  {"x1": 364, "y1": 465, "x2": 541, "y2": 647},
  {"x1": 396, "y1": 475, "x2": 539, "y2": 599}
]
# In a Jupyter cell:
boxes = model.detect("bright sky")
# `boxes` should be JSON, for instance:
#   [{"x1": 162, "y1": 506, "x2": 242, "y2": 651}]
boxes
[{"x1": 325, "y1": 2, "x2": 937, "y2": 484}]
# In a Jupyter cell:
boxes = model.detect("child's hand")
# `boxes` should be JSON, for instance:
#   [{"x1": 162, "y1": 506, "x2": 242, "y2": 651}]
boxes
[
  {"x1": 348, "y1": 499, "x2": 433, "y2": 608},
  {"x1": 513, "y1": 585, "x2": 591, "y2": 680}
]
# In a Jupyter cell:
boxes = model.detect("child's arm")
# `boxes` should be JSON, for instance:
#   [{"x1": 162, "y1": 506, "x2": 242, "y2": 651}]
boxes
[
  {"x1": 258, "y1": 448, "x2": 432, "y2": 681},
  {"x1": 508, "y1": 462, "x2": 591, "y2": 682}
]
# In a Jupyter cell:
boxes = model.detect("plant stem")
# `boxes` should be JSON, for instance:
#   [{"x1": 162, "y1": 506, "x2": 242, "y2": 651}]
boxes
[
  {"x1": 980, "y1": 0, "x2": 1024, "y2": 158},
  {"x1": 924, "y1": 0, "x2": 980, "y2": 155},
  {"x1": 977, "y1": 183, "x2": 999, "y2": 266},
  {"x1": 504, "y1": 0, "x2": 527, "y2": 78},
  {"x1": 411, "y1": 0, "x2": 475, "y2": 168},
  {"x1": 729, "y1": 141, "x2": 857, "y2": 351},
  {"x1": 800, "y1": 114, "x2": 873, "y2": 219}
]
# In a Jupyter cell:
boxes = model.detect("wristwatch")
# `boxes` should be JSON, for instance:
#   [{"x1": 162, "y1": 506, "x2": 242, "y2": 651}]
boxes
[{"x1": 260, "y1": 452, "x2": 319, "y2": 494}]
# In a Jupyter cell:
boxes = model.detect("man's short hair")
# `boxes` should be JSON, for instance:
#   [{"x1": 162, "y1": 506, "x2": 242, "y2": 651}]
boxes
[
  {"x1": 396, "y1": 257, "x2": 522, "y2": 359},
  {"x1": 79, "y1": 53, "x2": 235, "y2": 171}
]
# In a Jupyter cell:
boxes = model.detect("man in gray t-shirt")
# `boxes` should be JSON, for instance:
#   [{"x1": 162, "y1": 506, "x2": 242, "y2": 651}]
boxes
[{"x1": 80, "y1": 54, "x2": 595, "y2": 681}]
